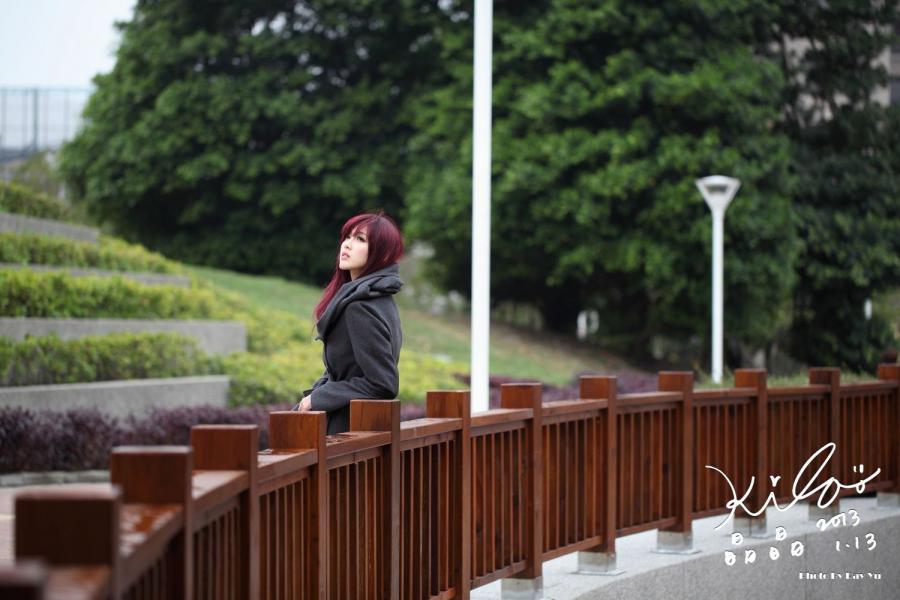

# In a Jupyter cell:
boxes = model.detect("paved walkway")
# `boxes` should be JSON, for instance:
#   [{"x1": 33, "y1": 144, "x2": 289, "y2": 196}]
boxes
[
  {"x1": 471, "y1": 494, "x2": 900, "y2": 600},
  {"x1": 2, "y1": 484, "x2": 898, "y2": 599}
]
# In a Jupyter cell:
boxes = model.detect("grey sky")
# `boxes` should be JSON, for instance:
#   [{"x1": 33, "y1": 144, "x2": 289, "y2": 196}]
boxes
[{"x1": 0, "y1": 0, "x2": 136, "y2": 88}]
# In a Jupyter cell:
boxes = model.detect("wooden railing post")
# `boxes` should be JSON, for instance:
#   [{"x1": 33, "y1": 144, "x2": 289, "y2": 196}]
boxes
[
  {"x1": 876, "y1": 363, "x2": 900, "y2": 508},
  {"x1": 0, "y1": 560, "x2": 47, "y2": 600},
  {"x1": 656, "y1": 371, "x2": 699, "y2": 554},
  {"x1": 808, "y1": 367, "x2": 842, "y2": 520},
  {"x1": 426, "y1": 390, "x2": 472, "y2": 599},
  {"x1": 191, "y1": 425, "x2": 259, "y2": 600},
  {"x1": 110, "y1": 446, "x2": 193, "y2": 596},
  {"x1": 15, "y1": 486, "x2": 122, "y2": 597},
  {"x1": 575, "y1": 375, "x2": 623, "y2": 575},
  {"x1": 268, "y1": 410, "x2": 328, "y2": 598},
  {"x1": 734, "y1": 369, "x2": 769, "y2": 537},
  {"x1": 499, "y1": 383, "x2": 543, "y2": 598},
  {"x1": 350, "y1": 399, "x2": 401, "y2": 600}
]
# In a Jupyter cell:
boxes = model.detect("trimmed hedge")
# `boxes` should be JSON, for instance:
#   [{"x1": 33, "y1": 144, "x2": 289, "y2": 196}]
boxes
[
  {"x1": 0, "y1": 232, "x2": 183, "y2": 273},
  {"x1": 0, "y1": 269, "x2": 221, "y2": 318},
  {"x1": 217, "y1": 341, "x2": 322, "y2": 406},
  {"x1": 0, "y1": 180, "x2": 71, "y2": 220},
  {"x1": 220, "y1": 343, "x2": 467, "y2": 406},
  {"x1": 0, "y1": 332, "x2": 216, "y2": 386},
  {"x1": 0, "y1": 331, "x2": 467, "y2": 406},
  {"x1": 0, "y1": 269, "x2": 309, "y2": 353},
  {"x1": 0, "y1": 330, "x2": 307, "y2": 405}
]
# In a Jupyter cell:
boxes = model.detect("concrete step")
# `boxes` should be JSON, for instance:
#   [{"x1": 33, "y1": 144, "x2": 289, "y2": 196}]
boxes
[
  {"x1": 0, "y1": 211, "x2": 99, "y2": 243},
  {"x1": 0, "y1": 263, "x2": 189, "y2": 287},
  {"x1": 0, "y1": 317, "x2": 247, "y2": 355},
  {"x1": 0, "y1": 375, "x2": 230, "y2": 419}
]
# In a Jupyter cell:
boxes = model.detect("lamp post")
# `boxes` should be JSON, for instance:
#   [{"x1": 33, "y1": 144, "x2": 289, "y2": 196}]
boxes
[
  {"x1": 471, "y1": 0, "x2": 493, "y2": 413},
  {"x1": 696, "y1": 175, "x2": 740, "y2": 384}
]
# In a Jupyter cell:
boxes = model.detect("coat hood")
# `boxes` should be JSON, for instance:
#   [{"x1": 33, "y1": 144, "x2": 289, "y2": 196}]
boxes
[{"x1": 315, "y1": 263, "x2": 403, "y2": 341}]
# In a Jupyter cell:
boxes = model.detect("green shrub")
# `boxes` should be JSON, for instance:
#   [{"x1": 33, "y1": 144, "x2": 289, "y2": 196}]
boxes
[
  {"x1": 0, "y1": 332, "x2": 313, "y2": 407},
  {"x1": 0, "y1": 333, "x2": 466, "y2": 406},
  {"x1": 212, "y1": 341, "x2": 323, "y2": 406},
  {"x1": 0, "y1": 270, "x2": 221, "y2": 319},
  {"x1": 0, "y1": 181, "x2": 71, "y2": 220},
  {"x1": 216, "y1": 342, "x2": 466, "y2": 406},
  {"x1": 397, "y1": 350, "x2": 467, "y2": 402},
  {"x1": 0, "y1": 233, "x2": 183, "y2": 273},
  {"x1": 185, "y1": 275, "x2": 312, "y2": 354},
  {"x1": 0, "y1": 332, "x2": 216, "y2": 386}
]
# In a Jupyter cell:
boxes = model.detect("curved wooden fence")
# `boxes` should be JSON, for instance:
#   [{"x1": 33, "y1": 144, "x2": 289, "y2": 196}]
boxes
[{"x1": 1, "y1": 364, "x2": 898, "y2": 599}]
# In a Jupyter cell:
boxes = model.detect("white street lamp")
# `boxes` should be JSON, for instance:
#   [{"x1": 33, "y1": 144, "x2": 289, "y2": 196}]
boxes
[
  {"x1": 471, "y1": 0, "x2": 493, "y2": 413},
  {"x1": 696, "y1": 175, "x2": 740, "y2": 384}
]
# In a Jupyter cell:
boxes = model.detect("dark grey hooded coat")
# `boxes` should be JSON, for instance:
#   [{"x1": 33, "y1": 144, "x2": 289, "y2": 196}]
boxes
[{"x1": 295, "y1": 263, "x2": 403, "y2": 434}]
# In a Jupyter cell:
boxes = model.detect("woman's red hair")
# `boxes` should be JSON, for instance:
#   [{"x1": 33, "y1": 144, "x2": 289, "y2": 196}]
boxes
[{"x1": 313, "y1": 211, "x2": 404, "y2": 322}]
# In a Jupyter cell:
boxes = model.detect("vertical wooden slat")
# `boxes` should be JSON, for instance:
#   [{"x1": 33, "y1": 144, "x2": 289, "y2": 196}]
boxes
[
  {"x1": 360, "y1": 460, "x2": 368, "y2": 600},
  {"x1": 658, "y1": 372, "x2": 694, "y2": 538},
  {"x1": 441, "y1": 441, "x2": 449, "y2": 592},
  {"x1": 191, "y1": 424, "x2": 259, "y2": 600},
  {"x1": 809, "y1": 368, "x2": 841, "y2": 503},
  {"x1": 556, "y1": 422, "x2": 562, "y2": 546},
  {"x1": 268, "y1": 410, "x2": 328, "y2": 599},
  {"x1": 486, "y1": 432, "x2": 495, "y2": 575},
  {"x1": 478, "y1": 435, "x2": 484, "y2": 577},
  {"x1": 403, "y1": 450, "x2": 411, "y2": 600},
  {"x1": 109, "y1": 446, "x2": 193, "y2": 598},
  {"x1": 500, "y1": 383, "x2": 543, "y2": 582},
  {"x1": 877, "y1": 364, "x2": 900, "y2": 492},
  {"x1": 735, "y1": 369, "x2": 767, "y2": 519},
  {"x1": 580, "y1": 376, "x2": 617, "y2": 554},
  {"x1": 421, "y1": 447, "x2": 426, "y2": 597},
  {"x1": 507, "y1": 429, "x2": 514, "y2": 566},
  {"x1": 287, "y1": 482, "x2": 294, "y2": 600},
  {"x1": 350, "y1": 399, "x2": 401, "y2": 600},
  {"x1": 259, "y1": 494, "x2": 268, "y2": 599}
]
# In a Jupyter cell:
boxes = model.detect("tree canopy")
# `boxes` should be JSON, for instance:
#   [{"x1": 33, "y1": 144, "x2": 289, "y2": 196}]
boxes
[
  {"x1": 404, "y1": 0, "x2": 797, "y2": 356},
  {"x1": 774, "y1": 0, "x2": 900, "y2": 370},
  {"x1": 61, "y1": 0, "x2": 446, "y2": 281},
  {"x1": 60, "y1": 0, "x2": 900, "y2": 370}
]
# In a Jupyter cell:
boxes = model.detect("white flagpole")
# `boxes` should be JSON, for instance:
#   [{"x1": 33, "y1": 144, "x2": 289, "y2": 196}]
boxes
[{"x1": 471, "y1": 0, "x2": 493, "y2": 413}]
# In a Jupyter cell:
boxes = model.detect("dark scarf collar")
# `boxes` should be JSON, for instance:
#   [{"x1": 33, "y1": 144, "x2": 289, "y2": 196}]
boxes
[{"x1": 315, "y1": 263, "x2": 403, "y2": 341}]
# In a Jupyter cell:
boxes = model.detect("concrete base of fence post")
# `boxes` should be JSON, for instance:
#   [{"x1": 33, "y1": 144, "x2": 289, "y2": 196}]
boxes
[
  {"x1": 653, "y1": 530, "x2": 701, "y2": 554},
  {"x1": 501, "y1": 576, "x2": 543, "y2": 599},
  {"x1": 733, "y1": 515, "x2": 769, "y2": 538},
  {"x1": 576, "y1": 550, "x2": 625, "y2": 575},
  {"x1": 808, "y1": 502, "x2": 841, "y2": 521},
  {"x1": 875, "y1": 492, "x2": 900, "y2": 508}
]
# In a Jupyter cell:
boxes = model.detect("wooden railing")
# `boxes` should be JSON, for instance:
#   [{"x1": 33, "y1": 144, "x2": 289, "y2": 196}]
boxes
[{"x1": 2, "y1": 364, "x2": 898, "y2": 599}]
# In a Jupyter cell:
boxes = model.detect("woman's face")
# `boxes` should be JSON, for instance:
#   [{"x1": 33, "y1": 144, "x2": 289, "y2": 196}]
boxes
[{"x1": 339, "y1": 226, "x2": 369, "y2": 280}]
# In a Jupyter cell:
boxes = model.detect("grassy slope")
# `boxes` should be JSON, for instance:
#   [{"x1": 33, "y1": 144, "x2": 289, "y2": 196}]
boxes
[
  {"x1": 185, "y1": 262, "x2": 895, "y2": 389},
  {"x1": 183, "y1": 263, "x2": 620, "y2": 386}
]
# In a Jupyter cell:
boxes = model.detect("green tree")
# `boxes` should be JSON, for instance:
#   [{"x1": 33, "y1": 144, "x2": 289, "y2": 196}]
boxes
[
  {"x1": 60, "y1": 0, "x2": 445, "y2": 282},
  {"x1": 773, "y1": 0, "x2": 900, "y2": 371},
  {"x1": 405, "y1": 0, "x2": 797, "y2": 359}
]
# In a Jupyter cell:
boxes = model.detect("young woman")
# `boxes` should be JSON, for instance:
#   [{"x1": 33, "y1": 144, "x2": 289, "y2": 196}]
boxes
[{"x1": 292, "y1": 211, "x2": 404, "y2": 434}]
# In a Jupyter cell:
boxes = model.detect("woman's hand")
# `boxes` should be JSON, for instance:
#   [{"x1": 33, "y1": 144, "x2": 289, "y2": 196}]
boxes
[{"x1": 298, "y1": 394, "x2": 312, "y2": 411}]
